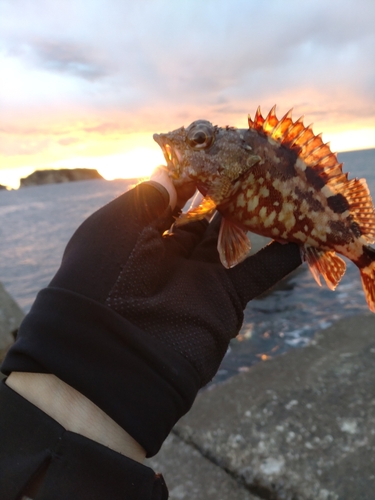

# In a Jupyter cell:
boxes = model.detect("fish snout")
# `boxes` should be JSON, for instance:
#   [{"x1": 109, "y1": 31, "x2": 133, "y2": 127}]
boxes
[
  {"x1": 153, "y1": 133, "x2": 162, "y2": 145},
  {"x1": 153, "y1": 134, "x2": 182, "y2": 179}
]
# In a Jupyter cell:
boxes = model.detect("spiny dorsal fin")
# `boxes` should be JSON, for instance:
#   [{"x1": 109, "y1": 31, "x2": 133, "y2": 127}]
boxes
[
  {"x1": 248, "y1": 106, "x2": 264, "y2": 131},
  {"x1": 248, "y1": 107, "x2": 342, "y2": 179}
]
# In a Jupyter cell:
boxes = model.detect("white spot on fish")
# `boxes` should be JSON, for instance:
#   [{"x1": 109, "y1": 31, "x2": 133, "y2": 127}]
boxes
[
  {"x1": 278, "y1": 203, "x2": 295, "y2": 231},
  {"x1": 259, "y1": 206, "x2": 267, "y2": 219},
  {"x1": 312, "y1": 226, "x2": 327, "y2": 242},
  {"x1": 273, "y1": 201, "x2": 280, "y2": 207},
  {"x1": 295, "y1": 157, "x2": 307, "y2": 171},
  {"x1": 259, "y1": 185, "x2": 270, "y2": 198},
  {"x1": 264, "y1": 210, "x2": 277, "y2": 228},
  {"x1": 300, "y1": 200, "x2": 310, "y2": 215},
  {"x1": 293, "y1": 231, "x2": 307, "y2": 241},
  {"x1": 321, "y1": 185, "x2": 335, "y2": 198},
  {"x1": 271, "y1": 227, "x2": 280, "y2": 236},
  {"x1": 237, "y1": 193, "x2": 246, "y2": 208},
  {"x1": 248, "y1": 215, "x2": 259, "y2": 227},
  {"x1": 306, "y1": 236, "x2": 319, "y2": 246},
  {"x1": 267, "y1": 136, "x2": 281, "y2": 147},
  {"x1": 304, "y1": 224, "x2": 309, "y2": 232},
  {"x1": 285, "y1": 214, "x2": 296, "y2": 231},
  {"x1": 247, "y1": 195, "x2": 259, "y2": 211}
]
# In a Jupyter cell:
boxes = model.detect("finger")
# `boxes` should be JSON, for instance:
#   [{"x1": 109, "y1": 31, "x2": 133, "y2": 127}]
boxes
[
  {"x1": 175, "y1": 180, "x2": 197, "y2": 209},
  {"x1": 164, "y1": 219, "x2": 209, "y2": 258},
  {"x1": 189, "y1": 213, "x2": 223, "y2": 263},
  {"x1": 227, "y1": 241, "x2": 302, "y2": 306},
  {"x1": 150, "y1": 166, "x2": 177, "y2": 209}
]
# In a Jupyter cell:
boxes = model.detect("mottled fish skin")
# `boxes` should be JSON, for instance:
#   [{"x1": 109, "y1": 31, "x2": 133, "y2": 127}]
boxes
[{"x1": 153, "y1": 106, "x2": 375, "y2": 312}]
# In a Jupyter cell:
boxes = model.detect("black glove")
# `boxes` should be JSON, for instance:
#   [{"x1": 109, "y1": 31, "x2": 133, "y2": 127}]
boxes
[{"x1": 2, "y1": 181, "x2": 301, "y2": 456}]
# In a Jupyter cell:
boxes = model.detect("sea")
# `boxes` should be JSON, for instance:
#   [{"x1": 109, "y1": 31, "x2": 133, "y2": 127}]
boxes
[{"x1": 1, "y1": 148, "x2": 375, "y2": 385}]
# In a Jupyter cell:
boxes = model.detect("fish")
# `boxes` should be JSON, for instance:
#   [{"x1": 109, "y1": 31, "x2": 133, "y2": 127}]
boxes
[{"x1": 153, "y1": 106, "x2": 375, "y2": 312}]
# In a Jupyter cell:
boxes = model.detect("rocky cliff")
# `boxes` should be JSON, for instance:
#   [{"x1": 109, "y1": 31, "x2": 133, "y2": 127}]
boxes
[
  {"x1": 0, "y1": 283, "x2": 25, "y2": 365},
  {"x1": 20, "y1": 168, "x2": 104, "y2": 187}
]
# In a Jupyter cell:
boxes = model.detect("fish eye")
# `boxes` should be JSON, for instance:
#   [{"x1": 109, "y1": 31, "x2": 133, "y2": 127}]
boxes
[
  {"x1": 186, "y1": 121, "x2": 215, "y2": 150},
  {"x1": 192, "y1": 131, "x2": 207, "y2": 144}
]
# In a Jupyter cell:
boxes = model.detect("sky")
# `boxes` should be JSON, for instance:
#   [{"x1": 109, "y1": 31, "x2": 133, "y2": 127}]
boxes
[{"x1": 0, "y1": 0, "x2": 374, "y2": 189}]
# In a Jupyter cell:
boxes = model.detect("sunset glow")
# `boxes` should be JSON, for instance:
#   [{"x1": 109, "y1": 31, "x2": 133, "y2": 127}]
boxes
[{"x1": 1, "y1": 0, "x2": 374, "y2": 189}]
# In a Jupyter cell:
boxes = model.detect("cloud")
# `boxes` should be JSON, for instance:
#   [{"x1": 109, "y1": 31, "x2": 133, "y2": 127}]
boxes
[
  {"x1": 82, "y1": 123, "x2": 124, "y2": 134},
  {"x1": 0, "y1": 0, "x2": 374, "y2": 154},
  {"x1": 29, "y1": 40, "x2": 109, "y2": 81},
  {"x1": 0, "y1": 136, "x2": 50, "y2": 156},
  {"x1": 57, "y1": 137, "x2": 80, "y2": 146}
]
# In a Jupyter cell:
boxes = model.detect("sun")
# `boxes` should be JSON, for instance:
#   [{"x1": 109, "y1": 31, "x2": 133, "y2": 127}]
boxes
[{"x1": 96, "y1": 147, "x2": 166, "y2": 181}]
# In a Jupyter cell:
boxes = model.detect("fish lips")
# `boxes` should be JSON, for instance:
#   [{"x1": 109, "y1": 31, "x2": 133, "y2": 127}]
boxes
[{"x1": 153, "y1": 133, "x2": 183, "y2": 179}]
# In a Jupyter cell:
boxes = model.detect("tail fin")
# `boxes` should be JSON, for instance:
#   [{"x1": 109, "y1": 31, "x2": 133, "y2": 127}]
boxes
[{"x1": 358, "y1": 246, "x2": 375, "y2": 313}]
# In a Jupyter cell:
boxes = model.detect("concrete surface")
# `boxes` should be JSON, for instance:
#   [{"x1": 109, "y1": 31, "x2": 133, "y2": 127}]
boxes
[
  {"x1": 150, "y1": 314, "x2": 375, "y2": 500},
  {"x1": 147, "y1": 433, "x2": 258, "y2": 500}
]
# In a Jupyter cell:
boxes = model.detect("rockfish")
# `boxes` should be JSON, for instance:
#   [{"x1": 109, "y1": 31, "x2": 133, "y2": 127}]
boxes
[{"x1": 153, "y1": 106, "x2": 375, "y2": 312}]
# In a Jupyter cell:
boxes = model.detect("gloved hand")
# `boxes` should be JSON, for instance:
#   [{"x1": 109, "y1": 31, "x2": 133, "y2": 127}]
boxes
[{"x1": 2, "y1": 169, "x2": 301, "y2": 458}]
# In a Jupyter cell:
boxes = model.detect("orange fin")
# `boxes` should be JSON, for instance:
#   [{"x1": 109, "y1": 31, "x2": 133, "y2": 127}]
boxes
[
  {"x1": 338, "y1": 177, "x2": 375, "y2": 243},
  {"x1": 248, "y1": 106, "x2": 265, "y2": 131},
  {"x1": 303, "y1": 246, "x2": 346, "y2": 290},
  {"x1": 359, "y1": 248, "x2": 375, "y2": 312},
  {"x1": 248, "y1": 106, "x2": 343, "y2": 185},
  {"x1": 218, "y1": 218, "x2": 251, "y2": 268},
  {"x1": 175, "y1": 196, "x2": 217, "y2": 226}
]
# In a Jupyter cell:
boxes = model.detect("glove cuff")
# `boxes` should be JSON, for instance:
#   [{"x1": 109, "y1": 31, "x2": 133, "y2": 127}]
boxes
[
  {"x1": 2, "y1": 287, "x2": 200, "y2": 457},
  {"x1": 0, "y1": 382, "x2": 168, "y2": 499}
]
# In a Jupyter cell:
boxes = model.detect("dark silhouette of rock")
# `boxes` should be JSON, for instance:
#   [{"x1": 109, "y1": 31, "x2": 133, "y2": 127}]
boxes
[
  {"x1": 0, "y1": 283, "x2": 25, "y2": 364},
  {"x1": 20, "y1": 168, "x2": 104, "y2": 187}
]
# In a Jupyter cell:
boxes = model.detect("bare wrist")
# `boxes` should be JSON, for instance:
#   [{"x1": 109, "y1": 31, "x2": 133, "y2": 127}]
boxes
[{"x1": 6, "y1": 372, "x2": 146, "y2": 463}]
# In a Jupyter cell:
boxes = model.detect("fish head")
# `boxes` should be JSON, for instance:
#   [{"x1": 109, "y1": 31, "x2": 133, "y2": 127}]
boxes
[
  {"x1": 154, "y1": 120, "x2": 262, "y2": 198},
  {"x1": 153, "y1": 120, "x2": 221, "y2": 185}
]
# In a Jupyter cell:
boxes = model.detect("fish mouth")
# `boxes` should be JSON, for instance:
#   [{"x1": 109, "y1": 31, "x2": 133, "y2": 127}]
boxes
[{"x1": 153, "y1": 133, "x2": 182, "y2": 179}]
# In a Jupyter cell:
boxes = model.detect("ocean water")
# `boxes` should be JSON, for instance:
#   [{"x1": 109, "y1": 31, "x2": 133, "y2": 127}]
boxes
[{"x1": 1, "y1": 148, "x2": 375, "y2": 383}]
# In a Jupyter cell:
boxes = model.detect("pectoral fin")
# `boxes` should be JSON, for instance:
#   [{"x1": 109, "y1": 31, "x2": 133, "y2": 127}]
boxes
[
  {"x1": 303, "y1": 246, "x2": 346, "y2": 290},
  {"x1": 175, "y1": 154, "x2": 261, "y2": 229},
  {"x1": 218, "y1": 218, "x2": 251, "y2": 268},
  {"x1": 175, "y1": 196, "x2": 217, "y2": 226}
]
